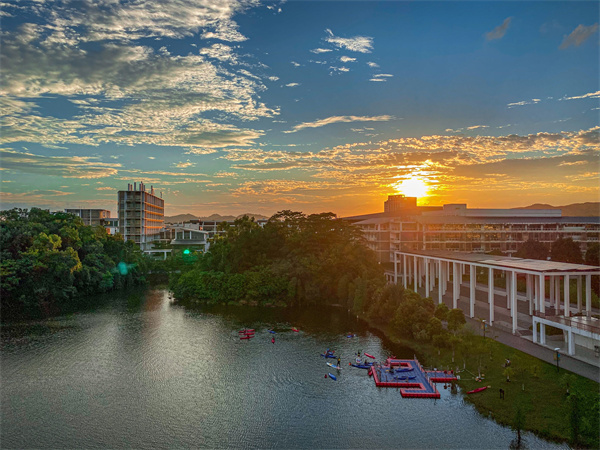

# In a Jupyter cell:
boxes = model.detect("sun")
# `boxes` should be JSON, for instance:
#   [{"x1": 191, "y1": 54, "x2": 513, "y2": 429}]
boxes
[{"x1": 392, "y1": 176, "x2": 429, "y2": 198}]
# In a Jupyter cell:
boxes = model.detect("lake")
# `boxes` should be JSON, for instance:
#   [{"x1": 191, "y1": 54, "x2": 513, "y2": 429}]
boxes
[{"x1": 1, "y1": 288, "x2": 566, "y2": 449}]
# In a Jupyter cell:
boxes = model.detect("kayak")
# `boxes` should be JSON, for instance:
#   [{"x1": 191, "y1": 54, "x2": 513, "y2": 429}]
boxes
[
  {"x1": 466, "y1": 386, "x2": 489, "y2": 394},
  {"x1": 327, "y1": 362, "x2": 342, "y2": 370},
  {"x1": 328, "y1": 373, "x2": 337, "y2": 381},
  {"x1": 291, "y1": 327, "x2": 299, "y2": 332},
  {"x1": 394, "y1": 375, "x2": 416, "y2": 380},
  {"x1": 238, "y1": 329, "x2": 255, "y2": 333},
  {"x1": 350, "y1": 363, "x2": 372, "y2": 369},
  {"x1": 395, "y1": 368, "x2": 413, "y2": 373},
  {"x1": 321, "y1": 353, "x2": 336, "y2": 358},
  {"x1": 268, "y1": 330, "x2": 276, "y2": 334},
  {"x1": 240, "y1": 335, "x2": 253, "y2": 340},
  {"x1": 346, "y1": 334, "x2": 356, "y2": 338},
  {"x1": 239, "y1": 331, "x2": 254, "y2": 336},
  {"x1": 364, "y1": 353, "x2": 375, "y2": 359}
]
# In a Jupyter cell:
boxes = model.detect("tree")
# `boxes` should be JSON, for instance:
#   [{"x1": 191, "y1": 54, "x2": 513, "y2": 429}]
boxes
[
  {"x1": 509, "y1": 404, "x2": 527, "y2": 449},
  {"x1": 447, "y1": 308, "x2": 466, "y2": 334},
  {"x1": 515, "y1": 240, "x2": 549, "y2": 260},
  {"x1": 434, "y1": 303, "x2": 449, "y2": 321},
  {"x1": 550, "y1": 237, "x2": 583, "y2": 264},
  {"x1": 584, "y1": 243, "x2": 599, "y2": 266}
]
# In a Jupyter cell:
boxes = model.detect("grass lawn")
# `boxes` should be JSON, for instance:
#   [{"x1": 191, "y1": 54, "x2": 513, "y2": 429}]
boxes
[{"x1": 378, "y1": 323, "x2": 599, "y2": 448}]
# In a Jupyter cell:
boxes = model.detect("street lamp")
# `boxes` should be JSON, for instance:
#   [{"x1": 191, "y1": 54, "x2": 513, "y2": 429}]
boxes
[
  {"x1": 482, "y1": 320, "x2": 487, "y2": 339},
  {"x1": 554, "y1": 348, "x2": 560, "y2": 373}
]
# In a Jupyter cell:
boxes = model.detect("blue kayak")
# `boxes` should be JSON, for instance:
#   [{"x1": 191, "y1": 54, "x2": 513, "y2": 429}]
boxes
[
  {"x1": 396, "y1": 368, "x2": 413, "y2": 373},
  {"x1": 350, "y1": 363, "x2": 372, "y2": 369},
  {"x1": 321, "y1": 353, "x2": 336, "y2": 358},
  {"x1": 393, "y1": 375, "x2": 416, "y2": 380},
  {"x1": 328, "y1": 373, "x2": 337, "y2": 381},
  {"x1": 268, "y1": 330, "x2": 276, "y2": 334}
]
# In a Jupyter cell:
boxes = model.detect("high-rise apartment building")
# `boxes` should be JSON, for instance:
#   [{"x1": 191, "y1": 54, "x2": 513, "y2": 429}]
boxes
[
  {"x1": 118, "y1": 182, "x2": 164, "y2": 251},
  {"x1": 65, "y1": 209, "x2": 111, "y2": 226}
]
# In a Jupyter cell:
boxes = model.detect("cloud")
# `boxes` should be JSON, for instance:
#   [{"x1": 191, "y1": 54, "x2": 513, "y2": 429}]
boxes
[
  {"x1": 324, "y1": 29, "x2": 374, "y2": 53},
  {"x1": 173, "y1": 161, "x2": 195, "y2": 168},
  {"x1": 0, "y1": 0, "x2": 275, "y2": 151},
  {"x1": 340, "y1": 56, "x2": 356, "y2": 63},
  {"x1": 485, "y1": 17, "x2": 512, "y2": 41},
  {"x1": 285, "y1": 83, "x2": 301, "y2": 87},
  {"x1": 285, "y1": 114, "x2": 394, "y2": 133},
  {"x1": 96, "y1": 186, "x2": 115, "y2": 190},
  {"x1": 561, "y1": 90, "x2": 600, "y2": 101},
  {"x1": 0, "y1": 149, "x2": 121, "y2": 178},
  {"x1": 310, "y1": 48, "x2": 332, "y2": 54},
  {"x1": 367, "y1": 62, "x2": 379, "y2": 68},
  {"x1": 559, "y1": 23, "x2": 598, "y2": 49},
  {"x1": 369, "y1": 78, "x2": 386, "y2": 82},
  {"x1": 507, "y1": 98, "x2": 541, "y2": 108}
]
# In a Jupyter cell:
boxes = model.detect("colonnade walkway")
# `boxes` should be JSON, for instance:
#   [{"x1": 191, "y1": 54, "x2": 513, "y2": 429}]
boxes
[{"x1": 391, "y1": 250, "x2": 600, "y2": 381}]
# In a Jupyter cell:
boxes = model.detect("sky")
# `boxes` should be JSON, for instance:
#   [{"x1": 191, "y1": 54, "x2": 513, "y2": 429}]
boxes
[{"x1": 1, "y1": 0, "x2": 599, "y2": 218}]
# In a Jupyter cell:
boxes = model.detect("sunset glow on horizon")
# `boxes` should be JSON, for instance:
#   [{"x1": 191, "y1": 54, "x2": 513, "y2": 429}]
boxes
[{"x1": 0, "y1": 1, "x2": 598, "y2": 217}]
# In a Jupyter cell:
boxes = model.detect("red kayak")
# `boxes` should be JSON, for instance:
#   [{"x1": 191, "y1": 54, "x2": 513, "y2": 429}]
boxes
[
  {"x1": 466, "y1": 386, "x2": 489, "y2": 394},
  {"x1": 238, "y1": 329, "x2": 255, "y2": 333},
  {"x1": 364, "y1": 353, "x2": 375, "y2": 359},
  {"x1": 240, "y1": 335, "x2": 254, "y2": 340},
  {"x1": 291, "y1": 327, "x2": 299, "y2": 332}
]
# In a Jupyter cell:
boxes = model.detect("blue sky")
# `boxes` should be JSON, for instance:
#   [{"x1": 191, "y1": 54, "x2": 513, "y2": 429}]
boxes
[{"x1": 1, "y1": 0, "x2": 598, "y2": 217}]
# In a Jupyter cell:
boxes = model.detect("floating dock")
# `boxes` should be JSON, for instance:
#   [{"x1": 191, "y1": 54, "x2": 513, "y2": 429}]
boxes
[{"x1": 370, "y1": 358, "x2": 457, "y2": 399}]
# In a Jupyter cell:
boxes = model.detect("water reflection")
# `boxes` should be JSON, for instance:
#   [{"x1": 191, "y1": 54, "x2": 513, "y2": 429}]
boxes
[{"x1": 1, "y1": 289, "x2": 566, "y2": 449}]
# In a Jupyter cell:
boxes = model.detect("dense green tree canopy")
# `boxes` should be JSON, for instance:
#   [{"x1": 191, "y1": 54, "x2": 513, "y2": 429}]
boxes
[
  {"x1": 515, "y1": 240, "x2": 549, "y2": 260},
  {"x1": 170, "y1": 211, "x2": 385, "y2": 307},
  {"x1": 1, "y1": 208, "x2": 148, "y2": 318},
  {"x1": 550, "y1": 237, "x2": 583, "y2": 264}
]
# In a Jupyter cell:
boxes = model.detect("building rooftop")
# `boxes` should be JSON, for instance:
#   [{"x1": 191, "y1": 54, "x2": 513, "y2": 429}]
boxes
[{"x1": 395, "y1": 249, "x2": 600, "y2": 274}]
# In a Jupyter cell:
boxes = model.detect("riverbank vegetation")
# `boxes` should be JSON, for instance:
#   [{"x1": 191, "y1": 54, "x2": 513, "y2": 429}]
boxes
[
  {"x1": 170, "y1": 211, "x2": 386, "y2": 307},
  {"x1": 0, "y1": 208, "x2": 149, "y2": 319},
  {"x1": 360, "y1": 283, "x2": 600, "y2": 449}
]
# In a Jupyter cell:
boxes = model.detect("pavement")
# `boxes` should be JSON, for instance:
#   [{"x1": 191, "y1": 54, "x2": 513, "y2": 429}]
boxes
[{"x1": 413, "y1": 280, "x2": 600, "y2": 383}]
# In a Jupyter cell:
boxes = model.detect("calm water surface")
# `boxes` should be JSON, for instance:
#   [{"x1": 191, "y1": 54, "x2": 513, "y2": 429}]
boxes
[{"x1": 1, "y1": 289, "x2": 566, "y2": 449}]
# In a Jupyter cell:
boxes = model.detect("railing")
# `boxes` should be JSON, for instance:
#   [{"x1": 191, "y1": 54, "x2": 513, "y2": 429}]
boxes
[{"x1": 533, "y1": 311, "x2": 600, "y2": 334}]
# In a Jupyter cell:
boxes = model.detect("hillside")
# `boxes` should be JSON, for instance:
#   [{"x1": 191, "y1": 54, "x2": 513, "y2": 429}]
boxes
[{"x1": 514, "y1": 202, "x2": 599, "y2": 217}]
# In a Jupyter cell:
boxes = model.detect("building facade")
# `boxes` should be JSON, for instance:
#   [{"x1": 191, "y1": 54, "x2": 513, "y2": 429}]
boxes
[
  {"x1": 349, "y1": 197, "x2": 600, "y2": 263},
  {"x1": 65, "y1": 209, "x2": 111, "y2": 227},
  {"x1": 118, "y1": 182, "x2": 164, "y2": 251}
]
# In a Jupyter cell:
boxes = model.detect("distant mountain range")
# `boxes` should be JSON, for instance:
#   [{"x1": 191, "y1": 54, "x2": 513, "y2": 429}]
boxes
[
  {"x1": 164, "y1": 202, "x2": 599, "y2": 223},
  {"x1": 164, "y1": 213, "x2": 270, "y2": 223},
  {"x1": 514, "y1": 202, "x2": 599, "y2": 217}
]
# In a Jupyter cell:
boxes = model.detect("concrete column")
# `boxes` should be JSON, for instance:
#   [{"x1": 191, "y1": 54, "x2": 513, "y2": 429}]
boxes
[
  {"x1": 488, "y1": 267, "x2": 494, "y2": 324},
  {"x1": 511, "y1": 271, "x2": 518, "y2": 334},
  {"x1": 425, "y1": 258, "x2": 430, "y2": 297},
  {"x1": 403, "y1": 254, "x2": 407, "y2": 289},
  {"x1": 532, "y1": 317, "x2": 538, "y2": 343},
  {"x1": 540, "y1": 322, "x2": 546, "y2": 345},
  {"x1": 555, "y1": 276, "x2": 561, "y2": 315},
  {"x1": 585, "y1": 275, "x2": 591, "y2": 317},
  {"x1": 394, "y1": 252, "x2": 398, "y2": 284},
  {"x1": 438, "y1": 260, "x2": 443, "y2": 304},
  {"x1": 549, "y1": 275, "x2": 555, "y2": 308},
  {"x1": 577, "y1": 276, "x2": 582, "y2": 313},
  {"x1": 413, "y1": 256, "x2": 418, "y2": 292},
  {"x1": 452, "y1": 262, "x2": 459, "y2": 309},
  {"x1": 526, "y1": 274, "x2": 533, "y2": 315},
  {"x1": 539, "y1": 275, "x2": 546, "y2": 314},
  {"x1": 506, "y1": 272, "x2": 511, "y2": 311},
  {"x1": 469, "y1": 264, "x2": 475, "y2": 318},
  {"x1": 567, "y1": 329, "x2": 575, "y2": 356},
  {"x1": 534, "y1": 277, "x2": 539, "y2": 312},
  {"x1": 564, "y1": 275, "x2": 570, "y2": 317},
  {"x1": 430, "y1": 261, "x2": 435, "y2": 291}
]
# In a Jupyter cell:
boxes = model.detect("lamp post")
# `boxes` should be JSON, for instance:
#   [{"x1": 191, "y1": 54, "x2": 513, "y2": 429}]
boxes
[
  {"x1": 554, "y1": 348, "x2": 560, "y2": 373},
  {"x1": 482, "y1": 320, "x2": 487, "y2": 339}
]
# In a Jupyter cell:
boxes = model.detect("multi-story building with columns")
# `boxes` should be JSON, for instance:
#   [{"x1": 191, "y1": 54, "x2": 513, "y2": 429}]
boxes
[{"x1": 346, "y1": 198, "x2": 600, "y2": 263}]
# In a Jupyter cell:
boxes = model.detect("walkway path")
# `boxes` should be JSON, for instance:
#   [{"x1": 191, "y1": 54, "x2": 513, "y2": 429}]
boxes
[{"x1": 415, "y1": 281, "x2": 600, "y2": 383}]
